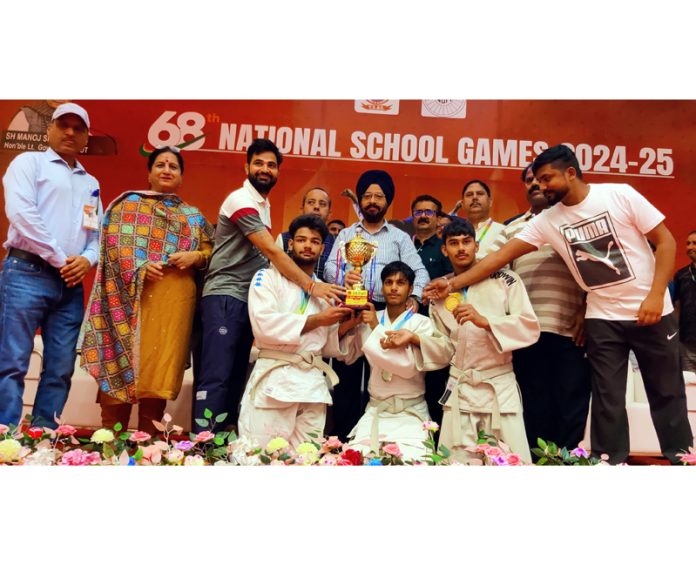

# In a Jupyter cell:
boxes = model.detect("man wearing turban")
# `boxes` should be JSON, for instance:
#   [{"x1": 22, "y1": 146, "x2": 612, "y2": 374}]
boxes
[{"x1": 324, "y1": 170, "x2": 429, "y2": 441}]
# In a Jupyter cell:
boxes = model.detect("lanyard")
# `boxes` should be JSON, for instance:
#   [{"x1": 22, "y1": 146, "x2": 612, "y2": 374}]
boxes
[
  {"x1": 296, "y1": 276, "x2": 315, "y2": 314},
  {"x1": 476, "y1": 218, "x2": 494, "y2": 243},
  {"x1": 380, "y1": 309, "x2": 414, "y2": 330}
]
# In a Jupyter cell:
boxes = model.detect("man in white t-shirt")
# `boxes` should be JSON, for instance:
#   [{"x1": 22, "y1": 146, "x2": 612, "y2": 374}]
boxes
[{"x1": 424, "y1": 144, "x2": 692, "y2": 464}]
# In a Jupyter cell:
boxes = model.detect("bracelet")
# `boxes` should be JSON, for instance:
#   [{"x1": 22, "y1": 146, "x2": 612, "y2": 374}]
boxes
[
  {"x1": 195, "y1": 250, "x2": 209, "y2": 271},
  {"x1": 306, "y1": 280, "x2": 316, "y2": 296}
]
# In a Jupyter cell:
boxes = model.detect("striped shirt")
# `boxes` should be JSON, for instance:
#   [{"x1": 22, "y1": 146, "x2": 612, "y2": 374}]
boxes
[
  {"x1": 488, "y1": 210, "x2": 584, "y2": 337},
  {"x1": 324, "y1": 219, "x2": 429, "y2": 303},
  {"x1": 203, "y1": 179, "x2": 271, "y2": 302}
]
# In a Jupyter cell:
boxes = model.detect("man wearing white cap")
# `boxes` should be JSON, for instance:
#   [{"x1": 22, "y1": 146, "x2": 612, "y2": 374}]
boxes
[{"x1": 0, "y1": 102, "x2": 102, "y2": 429}]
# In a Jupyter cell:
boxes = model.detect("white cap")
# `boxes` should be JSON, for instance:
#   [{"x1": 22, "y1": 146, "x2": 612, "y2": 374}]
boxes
[{"x1": 51, "y1": 102, "x2": 90, "y2": 130}]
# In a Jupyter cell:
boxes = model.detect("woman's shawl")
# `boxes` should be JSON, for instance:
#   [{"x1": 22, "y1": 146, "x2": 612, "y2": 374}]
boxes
[{"x1": 79, "y1": 190, "x2": 214, "y2": 403}]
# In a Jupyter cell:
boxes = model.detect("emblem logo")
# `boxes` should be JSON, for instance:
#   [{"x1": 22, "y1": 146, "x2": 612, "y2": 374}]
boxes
[
  {"x1": 561, "y1": 212, "x2": 634, "y2": 289},
  {"x1": 354, "y1": 99, "x2": 400, "y2": 115},
  {"x1": 421, "y1": 99, "x2": 467, "y2": 119}
]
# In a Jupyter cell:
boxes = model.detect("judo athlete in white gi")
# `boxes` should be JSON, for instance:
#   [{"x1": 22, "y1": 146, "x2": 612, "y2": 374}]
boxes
[
  {"x1": 430, "y1": 220, "x2": 540, "y2": 463},
  {"x1": 238, "y1": 215, "x2": 352, "y2": 449},
  {"x1": 340, "y1": 261, "x2": 454, "y2": 461}
]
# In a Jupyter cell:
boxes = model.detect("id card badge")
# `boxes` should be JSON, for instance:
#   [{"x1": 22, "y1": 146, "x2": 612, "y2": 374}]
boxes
[
  {"x1": 438, "y1": 375, "x2": 458, "y2": 406},
  {"x1": 83, "y1": 205, "x2": 99, "y2": 231}
]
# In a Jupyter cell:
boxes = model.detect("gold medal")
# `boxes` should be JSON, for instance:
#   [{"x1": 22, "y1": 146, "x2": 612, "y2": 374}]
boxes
[{"x1": 445, "y1": 292, "x2": 462, "y2": 312}]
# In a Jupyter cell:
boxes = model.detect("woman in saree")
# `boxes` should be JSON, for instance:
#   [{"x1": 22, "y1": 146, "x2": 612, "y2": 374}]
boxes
[{"x1": 80, "y1": 146, "x2": 214, "y2": 434}]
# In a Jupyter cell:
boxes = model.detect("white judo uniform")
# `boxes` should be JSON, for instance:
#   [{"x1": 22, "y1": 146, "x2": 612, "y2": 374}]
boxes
[
  {"x1": 430, "y1": 269, "x2": 540, "y2": 463},
  {"x1": 238, "y1": 266, "x2": 345, "y2": 449},
  {"x1": 341, "y1": 309, "x2": 453, "y2": 461}
]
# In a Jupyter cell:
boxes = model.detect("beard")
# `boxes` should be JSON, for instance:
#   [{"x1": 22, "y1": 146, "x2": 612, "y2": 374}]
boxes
[
  {"x1": 361, "y1": 204, "x2": 387, "y2": 223},
  {"x1": 290, "y1": 251, "x2": 317, "y2": 268},
  {"x1": 247, "y1": 171, "x2": 277, "y2": 193},
  {"x1": 544, "y1": 191, "x2": 564, "y2": 206}
]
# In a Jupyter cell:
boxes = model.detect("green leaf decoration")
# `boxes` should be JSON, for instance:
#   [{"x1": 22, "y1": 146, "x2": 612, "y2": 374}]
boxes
[
  {"x1": 203, "y1": 408, "x2": 213, "y2": 419},
  {"x1": 536, "y1": 456, "x2": 548, "y2": 465},
  {"x1": 537, "y1": 438, "x2": 547, "y2": 450},
  {"x1": 103, "y1": 444, "x2": 114, "y2": 458},
  {"x1": 113, "y1": 422, "x2": 123, "y2": 432},
  {"x1": 215, "y1": 412, "x2": 228, "y2": 423},
  {"x1": 133, "y1": 447, "x2": 143, "y2": 461},
  {"x1": 213, "y1": 437, "x2": 224, "y2": 446},
  {"x1": 194, "y1": 418, "x2": 209, "y2": 427}
]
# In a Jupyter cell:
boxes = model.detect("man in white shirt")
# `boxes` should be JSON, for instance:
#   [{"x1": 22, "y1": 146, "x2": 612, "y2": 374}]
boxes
[
  {"x1": 238, "y1": 214, "x2": 352, "y2": 448},
  {"x1": 339, "y1": 261, "x2": 453, "y2": 461},
  {"x1": 430, "y1": 220, "x2": 540, "y2": 463},
  {"x1": 460, "y1": 179, "x2": 505, "y2": 257},
  {"x1": 0, "y1": 103, "x2": 101, "y2": 428},
  {"x1": 425, "y1": 144, "x2": 692, "y2": 464}
]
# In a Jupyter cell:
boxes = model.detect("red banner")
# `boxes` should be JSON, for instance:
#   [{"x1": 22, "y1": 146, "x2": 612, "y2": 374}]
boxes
[{"x1": 2, "y1": 99, "x2": 695, "y2": 265}]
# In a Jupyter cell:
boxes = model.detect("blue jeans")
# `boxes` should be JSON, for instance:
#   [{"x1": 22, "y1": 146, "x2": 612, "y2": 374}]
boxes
[{"x1": 0, "y1": 256, "x2": 84, "y2": 428}]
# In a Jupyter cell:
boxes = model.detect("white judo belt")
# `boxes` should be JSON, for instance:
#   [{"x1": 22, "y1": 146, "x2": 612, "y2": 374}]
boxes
[
  {"x1": 250, "y1": 349, "x2": 340, "y2": 400},
  {"x1": 367, "y1": 395, "x2": 425, "y2": 454},
  {"x1": 441, "y1": 363, "x2": 513, "y2": 448}
]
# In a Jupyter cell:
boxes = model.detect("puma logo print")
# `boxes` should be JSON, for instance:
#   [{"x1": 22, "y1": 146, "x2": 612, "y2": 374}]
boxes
[{"x1": 575, "y1": 241, "x2": 621, "y2": 275}]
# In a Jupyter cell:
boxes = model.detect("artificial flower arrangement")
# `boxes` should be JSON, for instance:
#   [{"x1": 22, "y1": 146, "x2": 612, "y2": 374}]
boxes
[{"x1": 1, "y1": 410, "x2": 694, "y2": 466}]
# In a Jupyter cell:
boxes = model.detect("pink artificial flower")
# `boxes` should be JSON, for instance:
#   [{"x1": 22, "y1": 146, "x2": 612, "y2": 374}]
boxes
[
  {"x1": 422, "y1": 420, "x2": 439, "y2": 432},
  {"x1": 571, "y1": 447, "x2": 588, "y2": 458},
  {"x1": 484, "y1": 446, "x2": 502, "y2": 458},
  {"x1": 382, "y1": 443, "x2": 402, "y2": 458},
  {"x1": 323, "y1": 436, "x2": 343, "y2": 451},
  {"x1": 141, "y1": 445, "x2": 162, "y2": 465},
  {"x1": 55, "y1": 425, "x2": 77, "y2": 437},
  {"x1": 60, "y1": 449, "x2": 102, "y2": 466},
  {"x1": 677, "y1": 452, "x2": 696, "y2": 465},
  {"x1": 129, "y1": 431, "x2": 152, "y2": 443},
  {"x1": 195, "y1": 431, "x2": 215, "y2": 443},
  {"x1": 475, "y1": 444, "x2": 490, "y2": 453},
  {"x1": 0, "y1": 424, "x2": 10, "y2": 435},
  {"x1": 319, "y1": 454, "x2": 339, "y2": 466},
  {"x1": 506, "y1": 454, "x2": 522, "y2": 466}
]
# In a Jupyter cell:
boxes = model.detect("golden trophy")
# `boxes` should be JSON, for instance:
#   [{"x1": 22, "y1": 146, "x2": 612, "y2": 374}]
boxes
[{"x1": 340, "y1": 228, "x2": 378, "y2": 308}]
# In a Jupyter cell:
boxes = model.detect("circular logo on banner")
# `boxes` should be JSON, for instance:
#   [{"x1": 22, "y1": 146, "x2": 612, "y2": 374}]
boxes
[
  {"x1": 422, "y1": 99, "x2": 467, "y2": 117},
  {"x1": 219, "y1": 326, "x2": 228, "y2": 335}
]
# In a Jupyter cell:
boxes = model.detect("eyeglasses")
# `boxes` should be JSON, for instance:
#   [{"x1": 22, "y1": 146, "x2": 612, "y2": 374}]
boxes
[
  {"x1": 413, "y1": 209, "x2": 436, "y2": 217},
  {"x1": 155, "y1": 145, "x2": 181, "y2": 153}
]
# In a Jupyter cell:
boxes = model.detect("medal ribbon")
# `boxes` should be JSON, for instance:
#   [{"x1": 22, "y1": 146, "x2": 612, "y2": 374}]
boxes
[
  {"x1": 296, "y1": 275, "x2": 315, "y2": 314},
  {"x1": 476, "y1": 218, "x2": 494, "y2": 243},
  {"x1": 380, "y1": 309, "x2": 414, "y2": 330}
]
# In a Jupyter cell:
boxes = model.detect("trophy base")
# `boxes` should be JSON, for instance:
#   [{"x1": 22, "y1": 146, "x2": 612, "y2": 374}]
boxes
[{"x1": 344, "y1": 289, "x2": 369, "y2": 309}]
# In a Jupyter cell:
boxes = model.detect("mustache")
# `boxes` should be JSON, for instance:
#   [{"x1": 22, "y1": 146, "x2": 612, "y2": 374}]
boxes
[{"x1": 527, "y1": 184, "x2": 541, "y2": 194}]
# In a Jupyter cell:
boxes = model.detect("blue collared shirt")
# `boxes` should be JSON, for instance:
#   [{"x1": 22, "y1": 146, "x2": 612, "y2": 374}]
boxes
[
  {"x1": 2, "y1": 147, "x2": 102, "y2": 268},
  {"x1": 324, "y1": 219, "x2": 429, "y2": 303}
]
